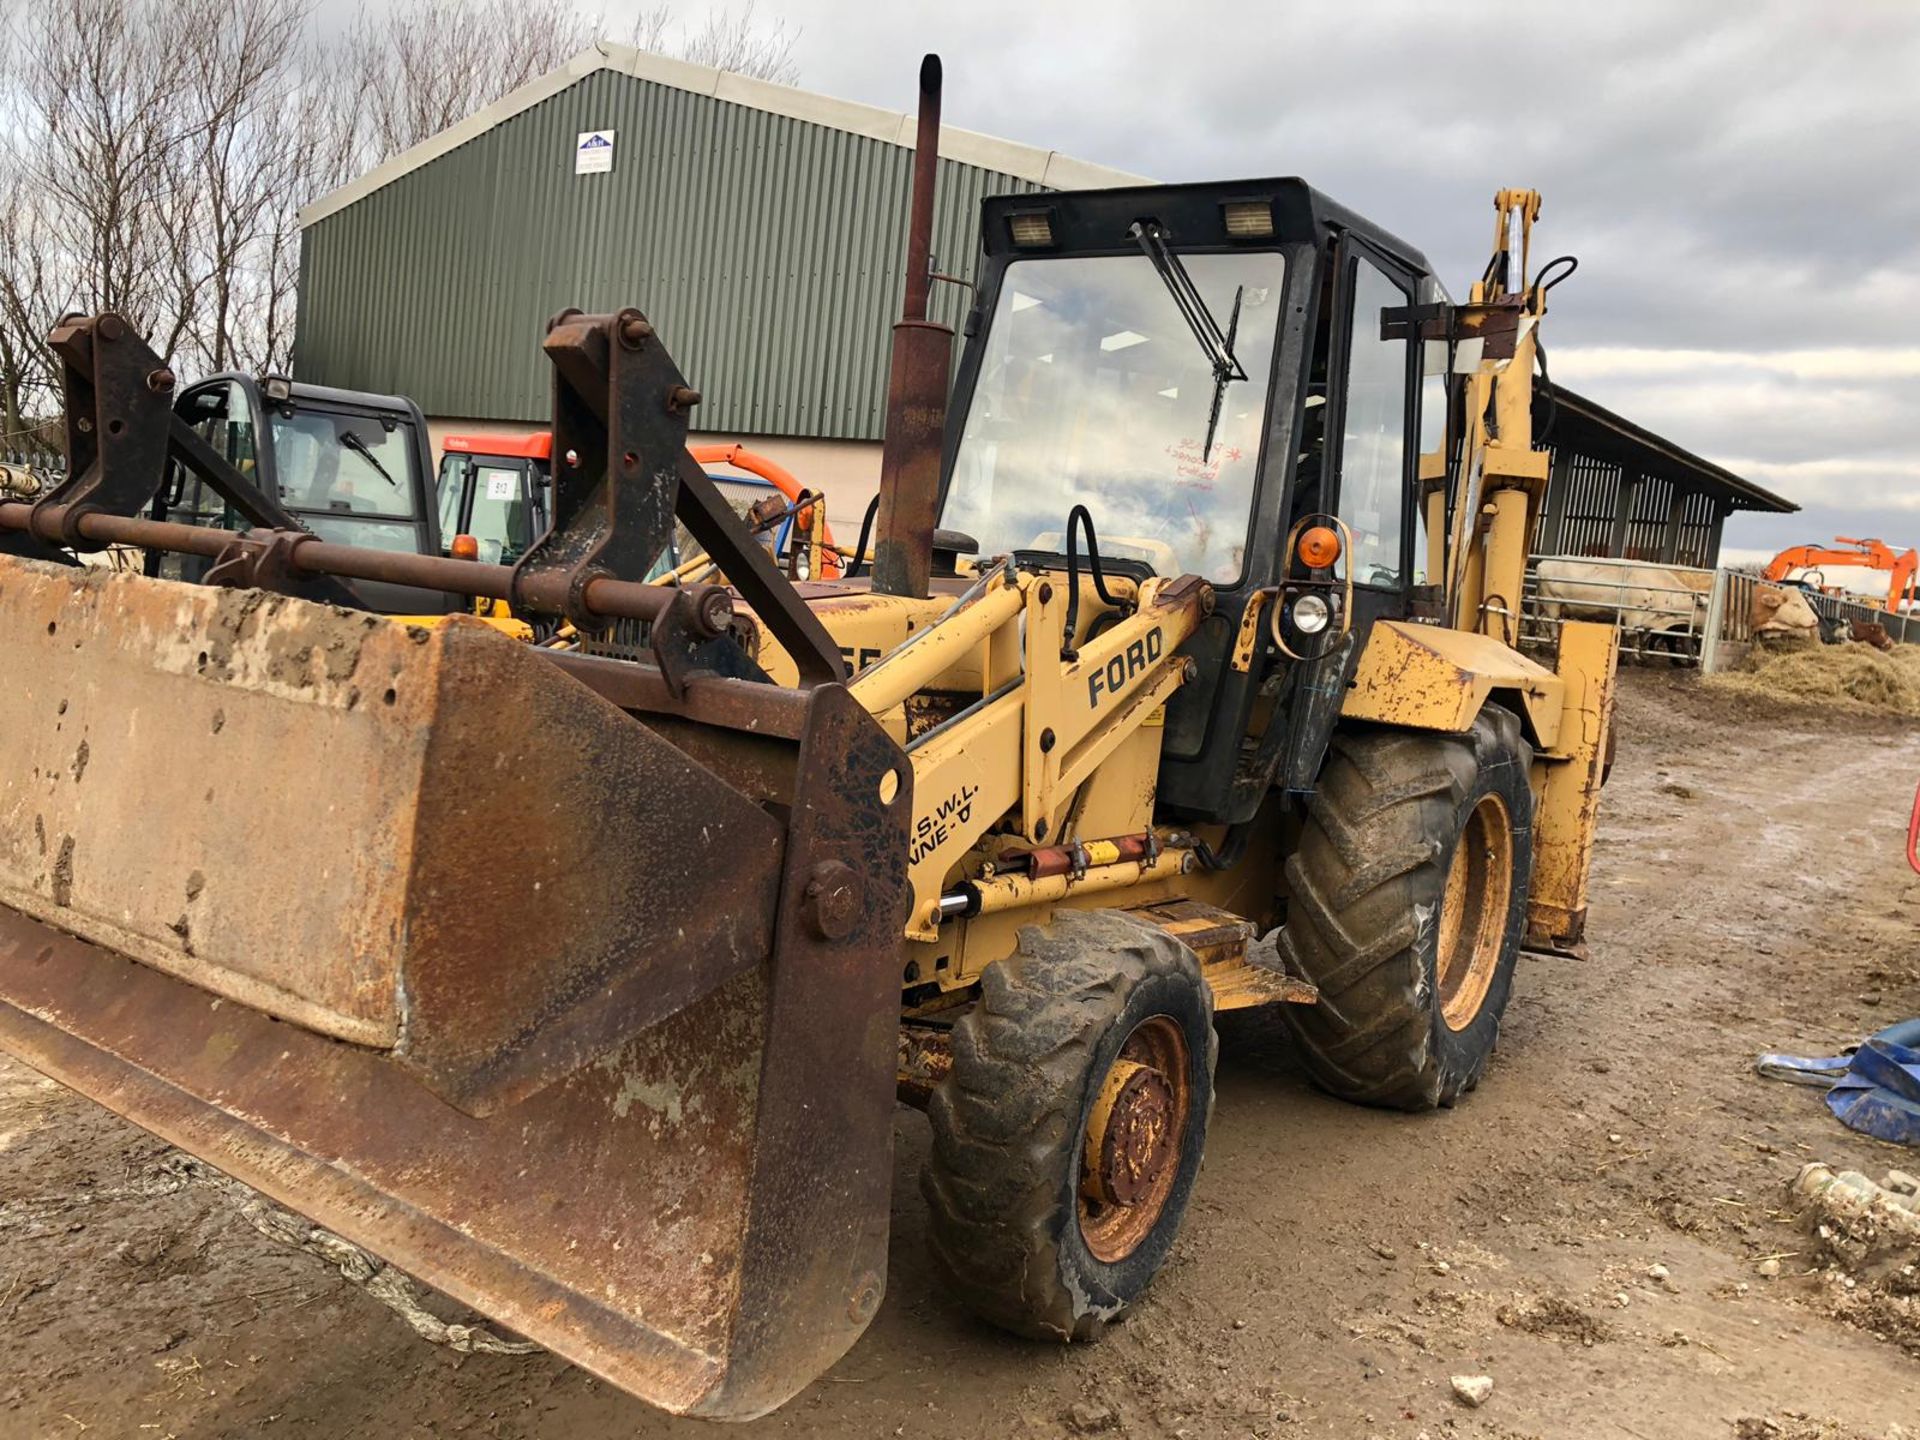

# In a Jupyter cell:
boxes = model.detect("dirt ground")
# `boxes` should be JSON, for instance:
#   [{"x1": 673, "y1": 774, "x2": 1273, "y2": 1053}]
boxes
[{"x1": 4, "y1": 670, "x2": 1920, "y2": 1439}]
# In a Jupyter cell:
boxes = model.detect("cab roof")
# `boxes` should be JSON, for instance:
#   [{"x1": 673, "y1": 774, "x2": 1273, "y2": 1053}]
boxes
[
  {"x1": 442, "y1": 432, "x2": 554, "y2": 461},
  {"x1": 195, "y1": 371, "x2": 422, "y2": 419},
  {"x1": 979, "y1": 177, "x2": 1433, "y2": 279}
]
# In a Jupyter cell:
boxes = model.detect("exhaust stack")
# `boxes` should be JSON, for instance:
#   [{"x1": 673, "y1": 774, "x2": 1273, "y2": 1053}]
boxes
[{"x1": 869, "y1": 54, "x2": 952, "y2": 600}]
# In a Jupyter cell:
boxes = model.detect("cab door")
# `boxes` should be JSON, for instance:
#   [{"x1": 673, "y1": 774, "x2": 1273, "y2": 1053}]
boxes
[
  {"x1": 1324, "y1": 243, "x2": 1420, "y2": 636},
  {"x1": 1263, "y1": 242, "x2": 1421, "y2": 793},
  {"x1": 437, "y1": 454, "x2": 543, "y2": 565}
]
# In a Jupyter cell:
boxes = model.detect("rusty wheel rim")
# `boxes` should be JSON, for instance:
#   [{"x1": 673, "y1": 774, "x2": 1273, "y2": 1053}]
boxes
[
  {"x1": 1077, "y1": 1015, "x2": 1191, "y2": 1263},
  {"x1": 1436, "y1": 792, "x2": 1513, "y2": 1032}
]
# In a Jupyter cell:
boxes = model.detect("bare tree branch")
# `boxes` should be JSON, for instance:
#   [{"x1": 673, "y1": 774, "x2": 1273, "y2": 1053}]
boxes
[
  {"x1": 0, "y1": 0, "x2": 802, "y2": 409},
  {"x1": 346, "y1": 0, "x2": 596, "y2": 164},
  {"x1": 668, "y1": 2, "x2": 800, "y2": 84}
]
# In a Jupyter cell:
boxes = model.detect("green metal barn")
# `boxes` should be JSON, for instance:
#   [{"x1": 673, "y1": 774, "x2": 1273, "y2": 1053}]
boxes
[{"x1": 293, "y1": 43, "x2": 1141, "y2": 507}]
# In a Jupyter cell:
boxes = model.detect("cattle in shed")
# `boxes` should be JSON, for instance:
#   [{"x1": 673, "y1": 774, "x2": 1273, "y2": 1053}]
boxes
[
  {"x1": 1534, "y1": 559, "x2": 1710, "y2": 656},
  {"x1": 1848, "y1": 618, "x2": 1896, "y2": 651},
  {"x1": 1751, "y1": 584, "x2": 1820, "y2": 640}
]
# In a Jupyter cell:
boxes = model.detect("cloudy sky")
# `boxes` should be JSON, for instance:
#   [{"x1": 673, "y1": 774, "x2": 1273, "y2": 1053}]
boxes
[{"x1": 727, "y1": 0, "x2": 1914, "y2": 562}]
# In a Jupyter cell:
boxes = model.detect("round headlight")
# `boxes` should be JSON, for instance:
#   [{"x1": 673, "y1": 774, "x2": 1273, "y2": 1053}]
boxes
[{"x1": 1291, "y1": 592, "x2": 1331, "y2": 635}]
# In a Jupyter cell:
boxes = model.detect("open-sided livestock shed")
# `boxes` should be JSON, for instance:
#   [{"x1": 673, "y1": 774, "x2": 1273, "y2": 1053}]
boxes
[{"x1": 1535, "y1": 383, "x2": 1795, "y2": 568}]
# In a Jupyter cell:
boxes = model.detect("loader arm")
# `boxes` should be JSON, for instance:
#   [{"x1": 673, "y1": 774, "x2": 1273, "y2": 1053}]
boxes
[{"x1": 844, "y1": 566, "x2": 1212, "y2": 941}]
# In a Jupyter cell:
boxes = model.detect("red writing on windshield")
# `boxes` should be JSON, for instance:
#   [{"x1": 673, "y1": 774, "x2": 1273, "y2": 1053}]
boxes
[{"x1": 1165, "y1": 438, "x2": 1241, "y2": 485}]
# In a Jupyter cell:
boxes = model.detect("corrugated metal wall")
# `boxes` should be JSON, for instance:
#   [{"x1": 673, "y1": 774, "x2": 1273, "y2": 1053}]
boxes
[{"x1": 295, "y1": 68, "x2": 1044, "y2": 438}]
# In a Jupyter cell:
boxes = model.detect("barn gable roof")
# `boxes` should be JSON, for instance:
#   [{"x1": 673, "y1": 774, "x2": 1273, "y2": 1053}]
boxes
[
  {"x1": 1548, "y1": 383, "x2": 1796, "y2": 514},
  {"x1": 299, "y1": 41, "x2": 1147, "y2": 228}
]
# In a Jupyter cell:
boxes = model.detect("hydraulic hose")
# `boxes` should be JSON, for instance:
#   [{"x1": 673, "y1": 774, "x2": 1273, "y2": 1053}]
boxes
[
  {"x1": 1191, "y1": 824, "x2": 1249, "y2": 872},
  {"x1": 1061, "y1": 503, "x2": 1125, "y2": 659},
  {"x1": 846, "y1": 494, "x2": 880, "y2": 578}
]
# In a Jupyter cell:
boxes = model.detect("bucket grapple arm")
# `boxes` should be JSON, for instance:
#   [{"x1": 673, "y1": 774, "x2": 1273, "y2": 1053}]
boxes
[
  {"x1": 521, "y1": 309, "x2": 844, "y2": 686},
  {"x1": 0, "y1": 314, "x2": 365, "y2": 606},
  {"x1": 0, "y1": 309, "x2": 908, "y2": 1419}
]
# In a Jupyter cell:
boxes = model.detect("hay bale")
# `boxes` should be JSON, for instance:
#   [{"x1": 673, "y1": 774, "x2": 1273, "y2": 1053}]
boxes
[{"x1": 1705, "y1": 639, "x2": 1920, "y2": 715}]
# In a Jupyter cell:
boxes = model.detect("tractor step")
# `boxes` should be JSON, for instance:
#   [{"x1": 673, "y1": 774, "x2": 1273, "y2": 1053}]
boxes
[{"x1": 1125, "y1": 899, "x2": 1319, "y2": 1010}]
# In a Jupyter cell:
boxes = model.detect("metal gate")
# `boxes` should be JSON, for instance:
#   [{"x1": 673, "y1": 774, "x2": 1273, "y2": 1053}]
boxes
[{"x1": 1520, "y1": 556, "x2": 1715, "y2": 664}]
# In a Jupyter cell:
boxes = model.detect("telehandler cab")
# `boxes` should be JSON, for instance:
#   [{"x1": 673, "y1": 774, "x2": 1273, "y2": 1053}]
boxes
[
  {"x1": 151, "y1": 368, "x2": 457, "y2": 614},
  {"x1": 435, "y1": 431, "x2": 842, "y2": 581},
  {"x1": 0, "y1": 58, "x2": 1612, "y2": 1422}
]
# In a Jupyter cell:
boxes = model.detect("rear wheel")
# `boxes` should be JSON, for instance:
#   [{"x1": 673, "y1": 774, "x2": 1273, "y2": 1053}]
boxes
[
  {"x1": 922, "y1": 909, "x2": 1216, "y2": 1340},
  {"x1": 1277, "y1": 707, "x2": 1533, "y2": 1110}
]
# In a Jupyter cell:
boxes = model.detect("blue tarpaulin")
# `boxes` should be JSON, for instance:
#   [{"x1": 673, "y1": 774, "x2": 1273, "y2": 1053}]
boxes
[
  {"x1": 1825, "y1": 1039, "x2": 1920, "y2": 1147},
  {"x1": 1756, "y1": 1018, "x2": 1920, "y2": 1148}
]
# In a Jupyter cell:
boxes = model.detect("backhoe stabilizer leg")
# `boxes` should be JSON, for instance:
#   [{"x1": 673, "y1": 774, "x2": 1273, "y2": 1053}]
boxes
[{"x1": 1525, "y1": 618, "x2": 1617, "y2": 952}]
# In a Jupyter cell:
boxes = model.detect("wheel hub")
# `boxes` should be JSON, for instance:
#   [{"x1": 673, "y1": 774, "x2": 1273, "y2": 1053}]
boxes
[
  {"x1": 1077, "y1": 1016, "x2": 1191, "y2": 1263},
  {"x1": 1086, "y1": 1060, "x2": 1177, "y2": 1207},
  {"x1": 1436, "y1": 791, "x2": 1514, "y2": 1031}
]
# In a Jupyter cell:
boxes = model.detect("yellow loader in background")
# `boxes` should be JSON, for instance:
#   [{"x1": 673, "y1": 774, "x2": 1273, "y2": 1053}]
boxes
[{"x1": 0, "y1": 57, "x2": 1612, "y2": 1422}]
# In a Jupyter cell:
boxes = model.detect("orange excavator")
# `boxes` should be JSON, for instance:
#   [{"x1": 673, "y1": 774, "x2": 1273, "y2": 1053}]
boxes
[{"x1": 1764, "y1": 536, "x2": 1917, "y2": 613}]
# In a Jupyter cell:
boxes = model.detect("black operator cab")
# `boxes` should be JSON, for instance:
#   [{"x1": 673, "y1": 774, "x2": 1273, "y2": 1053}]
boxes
[
  {"x1": 158, "y1": 373, "x2": 450, "y2": 614},
  {"x1": 937, "y1": 178, "x2": 1445, "y2": 822}
]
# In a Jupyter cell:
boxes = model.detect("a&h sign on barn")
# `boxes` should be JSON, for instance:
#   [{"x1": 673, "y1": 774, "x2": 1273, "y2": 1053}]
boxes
[{"x1": 574, "y1": 130, "x2": 616, "y2": 175}]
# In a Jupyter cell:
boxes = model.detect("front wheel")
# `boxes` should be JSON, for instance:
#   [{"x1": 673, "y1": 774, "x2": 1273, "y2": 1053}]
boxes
[
  {"x1": 1277, "y1": 706, "x2": 1534, "y2": 1111},
  {"x1": 922, "y1": 909, "x2": 1217, "y2": 1340}
]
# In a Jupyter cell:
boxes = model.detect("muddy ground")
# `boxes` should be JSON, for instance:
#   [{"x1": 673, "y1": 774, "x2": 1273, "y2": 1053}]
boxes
[{"x1": 3, "y1": 670, "x2": 1919, "y2": 1439}]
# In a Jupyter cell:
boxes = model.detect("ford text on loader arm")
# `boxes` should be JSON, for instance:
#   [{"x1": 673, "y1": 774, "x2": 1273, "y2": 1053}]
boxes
[{"x1": 0, "y1": 61, "x2": 1613, "y2": 1423}]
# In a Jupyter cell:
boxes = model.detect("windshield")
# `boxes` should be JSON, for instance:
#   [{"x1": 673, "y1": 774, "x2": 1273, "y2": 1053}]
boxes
[
  {"x1": 943, "y1": 250, "x2": 1287, "y2": 584},
  {"x1": 471, "y1": 463, "x2": 534, "y2": 563},
  {"x1": 269, "y1": 409, "x2": 416, "y2": 518},
  {"x1": 303, "y1": 515, "x2": 423, "y2": 553}
]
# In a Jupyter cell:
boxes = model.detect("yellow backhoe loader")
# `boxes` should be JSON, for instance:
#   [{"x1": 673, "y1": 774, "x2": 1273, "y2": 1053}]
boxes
[{"x1": 0, "y1": 58, "x2": 1612, "y2": 1423}]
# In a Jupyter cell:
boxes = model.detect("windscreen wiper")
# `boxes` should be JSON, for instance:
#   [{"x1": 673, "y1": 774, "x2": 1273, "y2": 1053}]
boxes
[
  {"x1": 340, "y1": 429, "x2": 399, "y2": 488},
  {"x1": 1130, "y1": 220, "x2": 1246, "y2": 461}
]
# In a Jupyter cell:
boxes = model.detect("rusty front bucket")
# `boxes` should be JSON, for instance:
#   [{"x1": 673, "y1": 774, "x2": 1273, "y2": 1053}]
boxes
[{"x1": 0, "y1": 556, "x2": 911, "y2": 1419}]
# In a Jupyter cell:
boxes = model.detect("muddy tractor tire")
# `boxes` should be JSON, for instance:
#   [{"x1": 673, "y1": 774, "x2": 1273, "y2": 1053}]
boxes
[
  {"x1": 1277, "y1": 706, "x2": 1533, "y2": 1111},
  {"x1": 922, "y1": 908, "x2": 1217, "y2": 1341}
]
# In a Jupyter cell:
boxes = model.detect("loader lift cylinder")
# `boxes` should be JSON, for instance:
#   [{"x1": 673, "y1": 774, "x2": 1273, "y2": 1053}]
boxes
[{"x1": 870, "y1": 54, "x2": 952, "y2": 601}]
